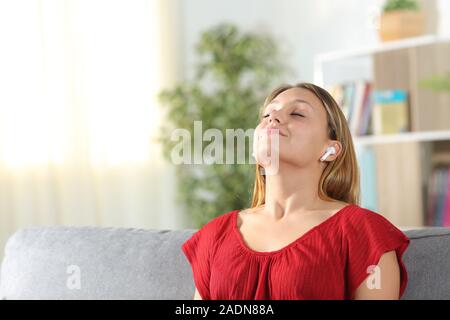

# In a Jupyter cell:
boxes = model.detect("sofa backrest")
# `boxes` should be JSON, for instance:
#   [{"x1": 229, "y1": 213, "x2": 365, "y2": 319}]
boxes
[{"x1": 0, "y1": 225, "x2": 449, "y2": 299}]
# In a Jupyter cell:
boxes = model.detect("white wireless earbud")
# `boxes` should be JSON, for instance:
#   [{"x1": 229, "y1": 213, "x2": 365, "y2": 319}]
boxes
[{"x1": 320, "y1": 146, "x2": 336, "y2": 162}]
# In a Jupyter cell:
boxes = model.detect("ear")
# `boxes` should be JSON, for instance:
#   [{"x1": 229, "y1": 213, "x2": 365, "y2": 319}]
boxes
[{"x1": 324, "y1": 141, "x2": 342, "y2": 161}]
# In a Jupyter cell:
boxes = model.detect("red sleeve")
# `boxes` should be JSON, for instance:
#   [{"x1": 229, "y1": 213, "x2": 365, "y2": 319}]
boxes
[
  {"x1": 344, "y1": 208, "x2": 410, "y2": 300},
  {"x1": 181, "y1": 222, "x2": 215, "y2": 300}
]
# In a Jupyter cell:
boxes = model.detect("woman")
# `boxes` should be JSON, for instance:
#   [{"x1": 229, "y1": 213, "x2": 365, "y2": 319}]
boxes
[{"x1": 181, "y1": 82, "x2": 410, "y2": 300}]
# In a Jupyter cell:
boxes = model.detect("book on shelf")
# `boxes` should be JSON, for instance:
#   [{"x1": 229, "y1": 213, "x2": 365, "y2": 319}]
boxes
[
  {"x1": 350, "y1": 82, "x2": 365, "y2": 136},
  {"x1": 357, "y1": 82, "x2": 373, "y2": 136},
  {"x1": 328, "y1": 81, "x2": 374, "y2": 137},
  {"x1": 357, "y1": 145, "x2": 378, "y2": 212},
  {"x1": 427, "y1": 166, "x2": 450, "y2": 227},
  {"x1": 372, "y1": 89, "x2": 410, "y2": 135}
]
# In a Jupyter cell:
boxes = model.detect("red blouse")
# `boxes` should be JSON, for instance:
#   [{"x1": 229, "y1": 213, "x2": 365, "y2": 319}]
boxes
[{"x1": 181, "y1": 204, "x2": 410, "y2": 300}]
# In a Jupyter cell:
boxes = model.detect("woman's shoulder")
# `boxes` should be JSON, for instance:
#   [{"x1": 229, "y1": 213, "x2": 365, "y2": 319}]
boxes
[
  {"x1": 343, "y1": 204, "x2": 393, "y2": 224},
  {"x1": 196, "y1": 209, "x2": 238, "y2": 234},
  {"x1": 340, "y1": 204, "x2": 408, "y2": 238}
]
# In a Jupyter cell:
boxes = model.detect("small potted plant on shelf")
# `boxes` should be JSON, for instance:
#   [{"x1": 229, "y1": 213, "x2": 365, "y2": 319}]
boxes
[{"x1": 379, "y1": 0, "x2": 424, "y2": 42}]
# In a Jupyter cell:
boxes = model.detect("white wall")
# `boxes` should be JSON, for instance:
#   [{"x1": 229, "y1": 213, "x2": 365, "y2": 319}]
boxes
[{"x1": 438, "y1": 0, "x2": 450, "y2": 36}]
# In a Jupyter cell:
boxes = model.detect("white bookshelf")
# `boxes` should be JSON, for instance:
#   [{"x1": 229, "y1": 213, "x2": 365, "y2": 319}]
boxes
[{"x1": 314, "y1": 35, "x2": 450, "y2": 228}]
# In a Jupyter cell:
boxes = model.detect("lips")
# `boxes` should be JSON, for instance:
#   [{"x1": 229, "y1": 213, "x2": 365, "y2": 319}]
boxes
[{"x1": 263, "y1": 127, "x2": 287, "y2": 137}]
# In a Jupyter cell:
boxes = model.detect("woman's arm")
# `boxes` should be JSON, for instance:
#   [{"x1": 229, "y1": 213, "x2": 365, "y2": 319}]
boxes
[
  {"x1": 193, "y1": 287, "x2": 203, "y2": 300},
  {"x1": 353, "y1": 250, "x2": 401, "y2": 300}
]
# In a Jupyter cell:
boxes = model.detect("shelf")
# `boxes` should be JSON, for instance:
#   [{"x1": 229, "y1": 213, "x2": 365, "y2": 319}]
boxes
[
  {"x1": 315, "y1": 34, "x2": 450, "y2": 64},
  {"x1": 313, "y1": 34, "x2": 450, "y2": 86},
  {"x1": 353, "y1": 130, "x2": 450, "y2": 147}
]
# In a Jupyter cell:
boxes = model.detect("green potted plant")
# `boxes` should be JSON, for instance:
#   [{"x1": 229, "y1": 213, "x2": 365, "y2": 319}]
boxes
[
  {"x1": 156, "y1": 23, "x2": 288, "y2": 227},
  {"x1": 379, "y1": 0, "x2": 424, "y2": 42}
]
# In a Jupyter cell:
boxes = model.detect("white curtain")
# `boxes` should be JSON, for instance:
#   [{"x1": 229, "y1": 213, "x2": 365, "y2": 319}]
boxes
[{"x1": 0, "y1": 0, "x2": 184, "y2": 260}]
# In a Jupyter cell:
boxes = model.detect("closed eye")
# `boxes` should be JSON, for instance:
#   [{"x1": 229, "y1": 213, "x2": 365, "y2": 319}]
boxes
[{"x1": 262, "y1": 113, "x2": 304, "y2": 118}]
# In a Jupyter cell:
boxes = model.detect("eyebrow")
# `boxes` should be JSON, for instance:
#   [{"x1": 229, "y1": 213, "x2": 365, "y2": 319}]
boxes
[{"x1": 268, "y1": 99, "x2": 314, "y2": 109}]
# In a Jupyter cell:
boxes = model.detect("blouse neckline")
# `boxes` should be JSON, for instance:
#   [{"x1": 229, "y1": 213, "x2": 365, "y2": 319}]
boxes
[{"x1": 232, "y1": 204, "x2": 355, "y2": 256}]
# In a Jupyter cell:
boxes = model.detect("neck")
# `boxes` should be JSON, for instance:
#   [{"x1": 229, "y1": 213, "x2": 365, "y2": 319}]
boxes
[{"x1": 263, "y1": 162, "x2": 328, "y2": 220}]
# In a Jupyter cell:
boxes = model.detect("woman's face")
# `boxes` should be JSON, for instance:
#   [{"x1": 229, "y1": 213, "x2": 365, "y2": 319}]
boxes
[{"x1": 254, "y1": 87, "x2": 332, "y2": 169}]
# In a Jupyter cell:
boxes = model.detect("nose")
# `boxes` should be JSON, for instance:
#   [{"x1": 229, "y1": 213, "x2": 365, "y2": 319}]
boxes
[{"x1": 268, "y1": 109, "x2": 281, "y2": 124}]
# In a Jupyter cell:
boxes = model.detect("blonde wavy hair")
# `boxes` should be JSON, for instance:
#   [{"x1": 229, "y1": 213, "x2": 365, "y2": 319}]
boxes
[{"x1": 250, "y1": 82, "x2": 360, "y2": 210}]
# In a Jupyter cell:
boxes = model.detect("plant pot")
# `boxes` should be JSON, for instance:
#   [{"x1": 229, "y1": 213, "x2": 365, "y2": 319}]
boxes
[{"x1": 379, "y1": 10, "x2": 425, "y2": 42}]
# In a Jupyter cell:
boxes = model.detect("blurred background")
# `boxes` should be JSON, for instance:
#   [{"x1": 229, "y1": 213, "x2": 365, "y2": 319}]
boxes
[{"x1": 0, "y1": 0, "x2": 449, "y2": 262}]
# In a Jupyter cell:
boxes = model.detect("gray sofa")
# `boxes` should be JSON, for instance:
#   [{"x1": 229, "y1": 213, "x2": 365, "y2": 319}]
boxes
[{"x1": 0, "y1": 225, "x2": 449, "y2": 299}]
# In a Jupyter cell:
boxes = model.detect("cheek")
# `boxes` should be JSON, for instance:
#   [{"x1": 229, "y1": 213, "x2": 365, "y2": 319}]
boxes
[
  {"x1": 283, "y1": 127, "x2": 322, "y2": 154},
  {"x1": 287, "y1": 126, "x2": 311, "y2": 145},
  {"x1": 291, "y1": 122, "x2": 323, "y2": 140}
]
